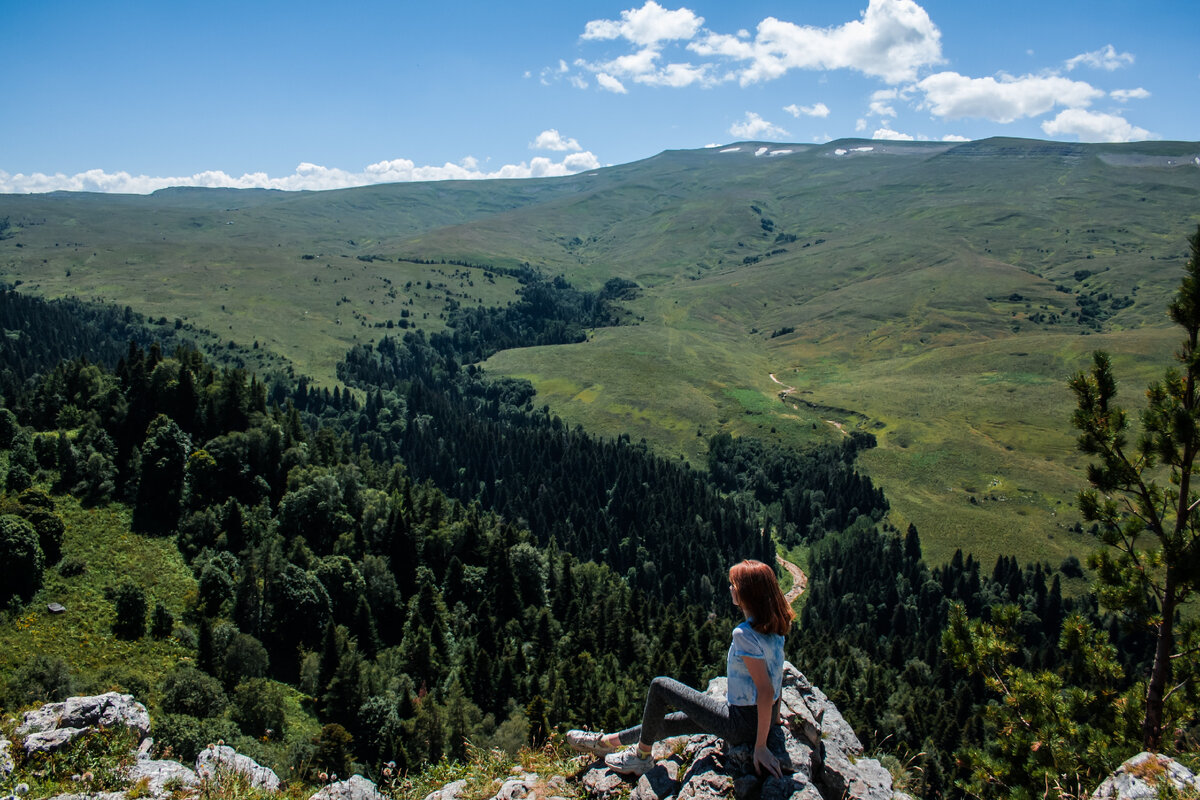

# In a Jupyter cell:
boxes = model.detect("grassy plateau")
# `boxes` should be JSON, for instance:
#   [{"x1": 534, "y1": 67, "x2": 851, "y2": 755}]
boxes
[{"x1": 2, "y1": 136, "x2": 1199, "y2": 567}]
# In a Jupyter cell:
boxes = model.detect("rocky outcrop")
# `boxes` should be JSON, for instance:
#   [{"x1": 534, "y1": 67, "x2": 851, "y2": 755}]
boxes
[
  {"x1": 1091, "y1": 751, "x2": 1200, "y2": 799},
  {"x1": 16, "y1": 692, "x2": 150, "y2": 755},
  {"x1": 309, "y1": 774, "x2": 386, "y2": 800},
  {"x1": 0, "y1": 736, "x2": 13, "y2": 777},
  {"x1": 196, "y1": 743, "x2": 280, "y2": 791}
]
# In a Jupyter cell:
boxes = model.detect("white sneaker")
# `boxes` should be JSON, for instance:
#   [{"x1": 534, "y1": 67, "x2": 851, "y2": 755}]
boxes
[
  {"x1": 566, "y1": 730, "x2": 617, "y2": 757},
  {"x1": 604, "y1": 747, "x2": 655, "y2": 776}
]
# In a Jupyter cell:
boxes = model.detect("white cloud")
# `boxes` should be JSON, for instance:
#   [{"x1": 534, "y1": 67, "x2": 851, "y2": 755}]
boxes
[
  {"x1": 916, "y1": 71, "x2": 1104, "y2": 122},
  {"x1": 1066, "y1": 44, "x2": 1134, "y2": 72},
  {"x1": 783, "y1": 102, "x2": 830, "y2": 118},
  {"x1": 872, "y1": 127, "x2": 913, "y2": 140},
  {"x1": 531, "y1": 129, "x2": 583, "y2": 152},
  {"x1": 596, "y1": 72, "x2": 628, "y2": 93},
  {"x1": 729, "y1": 112, "x2": 790, "y2": 140},
  {"x1": 941, "y1": 134, "x2": 969, "y2": 142},
  {"x1": 569, "y1": 75, "x2": 589, "y2": 89},
  {"x1": 1041, "y1": 109, "x2": 1153, "y2": 142},
  {"x1": 868, "y1": 87, "x2": 899, "y2": 116},
  {"x1": 583, "y1": 1, "x2": 704, "y2": 46},
  {"x1": 690, "y1": 0, "x2": 943, "y2": 85},
  {"x1": 0, "y1": 151, "x2": 605, "y2": 194},
  {"x1": 1110, "y1": 87, "x2": 1150, "y2": 102}
]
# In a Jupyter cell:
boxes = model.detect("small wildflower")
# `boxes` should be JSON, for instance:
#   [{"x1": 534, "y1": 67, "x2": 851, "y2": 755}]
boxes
[
  {"x1": 71, "y1": 774, "x2": 82, "y2": 783},
  {"x1": 331, "y1": 773, "x2": 338, "y2": 781},
  {"x1": 217, "y1": 739, "x2": 225, "y2": 746},
  {"x1": 319, "y1": 772, "x2": 329, "y2": 782},
  {"x1": 15, "y1": 783, "x2": 29, "y2": 796}
]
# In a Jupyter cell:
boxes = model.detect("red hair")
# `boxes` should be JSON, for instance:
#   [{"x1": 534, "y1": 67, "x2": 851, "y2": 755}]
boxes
[{"x1": 730, "y1": 559, "x2": 795, "y2": 635}]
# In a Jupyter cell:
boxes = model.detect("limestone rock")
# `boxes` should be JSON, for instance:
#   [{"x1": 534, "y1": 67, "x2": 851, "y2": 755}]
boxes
[
  {"x1": 42, "y1": 793, "x2": 125, "y2": 800},
  {"x1": 195, "y1": 743, "x2": 280, "y2": 791},
  {"x1": 422, "y1": 778, "x2": 468, "y2": 800},
  {"x1": 21, "y1": 726, "x2": 89, "y2": 755},
  {"x1": 126, "y1": 757, "x2": 199, "y2": 797},
  {"x1": 309, "y1": 774, "x2": 385, "y2": 800},
  {"x1": 631, "y1": 759, "x2": 681, "y2": 800},
  {"x1": 1091, "y1": 752, "x2": 1200, "y2": 799},
  {"x1": 0, "y1": 736, "x2": 13, "y2": 776},
  {"x1": 494, "y1": 776, "x2": 534, "y2": 800},
  {"x1": 760, "y1": 774, "x2": 824, "y2": 800},
  {"x1": 818, "y1": 743, "x2": 892, "y2": 800},
  {"x1": 17, "y1": 693, "x2": 149, "y2": 741},
  {"x1": 581, "y1": 766, "x2": 627, "y2": 799}
]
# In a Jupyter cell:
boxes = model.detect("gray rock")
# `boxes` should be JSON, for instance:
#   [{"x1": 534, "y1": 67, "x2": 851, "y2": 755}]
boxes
[
  {"x1": 309, "y1": 775, "x2": 386, "y2": 800},
  {"x1": 0, "y1": 736, "x2": 13, "y2": 776},
  {"x1": 582, "y1": 766, "x2": 627, "y2": 799},
  {"x1": 195, "y1": 743, "x2": 280, "y2": 791},
  {"x1": 494, "y1": 777, "x2": 533, "y2": 800},
  {"x1": 678, "y1": 768, "x2": 733, "y2": 800},
  {"x1": 819, "y1": 743, "x2": 892, "y2": 800},
  {"x1": 1091, "y1": 752, "x2": 1199, "y2": 799},
  {"x1": 22, "y1": 726, "x2": 88, "y2": 755},
  {"x1": 631, "y1": 760, "x2": 681, "y2": 800},
  {"x1": 732, "y1": 774, "x2": 759, "y2": 800},
  {"x1": 17, "y1": 692, "x2": 150, "y2": 743},
  {"x1": 43, "y1": 794, "x2": 125, "y2": 800},
  {"x1": 423, "y1": 778, "x2": 468, "y2": 800},
  {"x1": 760, "y1": 774, "x2": 824, "y2": 800},
  {"x1": 126, "y1": 757, "x2": 200, "y2": 797}
]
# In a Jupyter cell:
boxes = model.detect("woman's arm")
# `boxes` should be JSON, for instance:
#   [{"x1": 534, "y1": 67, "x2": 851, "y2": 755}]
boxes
[{"x1": 743, "y1": 656, "x2": 782, "y2": 778}]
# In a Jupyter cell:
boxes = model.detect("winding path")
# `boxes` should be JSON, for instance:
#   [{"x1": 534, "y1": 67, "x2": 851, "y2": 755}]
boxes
[{"x1": 776, "y1": 554, "x2": 807, "y2": 605}]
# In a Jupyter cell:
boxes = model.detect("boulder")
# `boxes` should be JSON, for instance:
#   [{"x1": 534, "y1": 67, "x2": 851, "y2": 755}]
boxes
[
  {"x1": 760, "y1": 774, "x2": 824, "y2": 800},
  {"x1": 1091, "y1": 752, "x2": 1200, "y2": 799},
  {"x1": 631, "y1": 759, "x2": 682, "y2": 800},
  {"x1": 818, "y1": 743, "x2": 892, "y2": 800},
  {"x1": 309, "y1": 774, "x2": 385, "y2": 800},
  {"x1": 422, "y1": 778, "x2": 467, "y2": 800},
  {"x1": 22, "y1": 727, "x2": 89, "y2": 755},
  {"x1": 17, "y1": 693, "x2": 149, "y2": 741},
  {"x1": 126, "y1": 757, "x2": 199, "y2": 797},
  {"x1": 581, "y1": 766, "x2": 627, "y2": 799},
  {"x1": 195, "y1": 743, "x2": 280, "y2": 791},
  {"x1": 0, "y1": 736, "x2": 13, "y2": 777}
]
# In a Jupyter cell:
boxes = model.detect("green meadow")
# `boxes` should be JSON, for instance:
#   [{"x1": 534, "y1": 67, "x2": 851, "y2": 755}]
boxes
[{"x1": 2, "y1": 137, "x2": 1199, "y2": 567}]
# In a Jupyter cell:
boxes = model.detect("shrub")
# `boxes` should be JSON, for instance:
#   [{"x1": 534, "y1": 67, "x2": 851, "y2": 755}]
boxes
[
  {"x1": 159, "y1": 665, "x2": 227, "y2": 719},
  {"x1": 23, "y1": 509, "x2": 65, "y2": 565},
  {"x1": 110, "y1": 581, "x2": 148, "y2": 639},
  {"x1": 58, "y1": 555, "x2": 87, "y2": 577},
  {"x1": 222, "y1": 633, "x2": 270, "y2": 689},
  {"x1": 150, "y1": 602, "x2": 175, "y2": 639},
  {"x1": 152, "y1": 713, "x2": 240, "y2": 763},
  {"x1": 230, "y1": 678, "x2": 288, "y2": 739},
  {"x1": 0, "y1": 513, "x2": 44, "y2": 603},
  {"x1": 5, "y1": 654, "x2": 75, "y2": 706}
]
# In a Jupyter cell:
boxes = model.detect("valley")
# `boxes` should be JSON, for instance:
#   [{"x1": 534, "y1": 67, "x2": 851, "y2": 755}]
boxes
[{"x1": 2, "y1": 137, "x2": 1198, "y2": 567}]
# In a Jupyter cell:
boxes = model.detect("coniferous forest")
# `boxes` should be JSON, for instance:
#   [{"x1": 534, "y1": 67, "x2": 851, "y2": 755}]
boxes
[{"x1": 0, "y1": 245, "x2": 1197, "y2": 798}]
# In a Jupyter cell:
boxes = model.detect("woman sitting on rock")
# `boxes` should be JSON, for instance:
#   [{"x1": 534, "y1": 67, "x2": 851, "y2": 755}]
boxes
[{"x1": 567, "y1": 559, "x2": 794, "y2": 777}]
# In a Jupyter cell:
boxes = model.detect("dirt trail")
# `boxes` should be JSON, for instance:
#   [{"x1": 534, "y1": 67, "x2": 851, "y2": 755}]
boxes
[
  {"x1": 776, "y1": 554, "x2": 807, "y2": 605},
  {"x1": 769, "y1": 373, "x2": 847, "y2": 437}
]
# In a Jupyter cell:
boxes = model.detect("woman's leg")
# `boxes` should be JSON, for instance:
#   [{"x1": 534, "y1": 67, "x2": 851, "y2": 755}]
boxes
[{"x1": 613, "y1": 677, "x2": 752, "y2": 748}]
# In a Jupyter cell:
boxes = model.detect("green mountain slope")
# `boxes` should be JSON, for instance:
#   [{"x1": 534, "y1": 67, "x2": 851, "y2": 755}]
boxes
[{"x1": 2, "y1": 137, "x2": 1198, "y2": 565}]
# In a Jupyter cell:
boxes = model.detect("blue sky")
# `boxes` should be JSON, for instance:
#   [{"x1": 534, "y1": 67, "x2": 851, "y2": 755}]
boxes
[{"x1": 1, "y1": 0, "x2": 1196, "y2": 193}]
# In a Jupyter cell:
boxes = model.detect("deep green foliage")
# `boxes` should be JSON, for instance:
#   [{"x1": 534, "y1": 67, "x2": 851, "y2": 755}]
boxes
[
  {"x1": 159, "y1": 664, "x2": 227, "y2": 719},
  {"x1": 0, "y1": 512, "x2": 44, "y2": 603},
  {"x1": 792, "y1": 519, "x2": 1148, "y2": 798},
  {"x1": 230, "y1": 678, "x2": 288, "y2": 739},
  {"x1": 4, "y1": 654, "x2": 75, "y2": 707},
  {"x1": 109, "y1": 580, "x2": 148, "y2": 639}
]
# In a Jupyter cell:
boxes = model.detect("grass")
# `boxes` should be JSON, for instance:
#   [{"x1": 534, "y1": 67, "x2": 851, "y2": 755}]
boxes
[
  {"x1": 2, "y1": 137, "x2": 1198, "y2": 567},
  {"x1": 0, "y1": 490, "x2": 196, "y2": 698}
]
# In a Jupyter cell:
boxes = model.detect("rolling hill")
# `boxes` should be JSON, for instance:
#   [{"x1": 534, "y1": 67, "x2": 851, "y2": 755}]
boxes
[{"x1": 2, "y1": 136, "x2": 1198, "y2": 565}]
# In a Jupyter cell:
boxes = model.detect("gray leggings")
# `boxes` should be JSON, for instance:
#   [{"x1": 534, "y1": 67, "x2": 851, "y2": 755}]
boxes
[{"x1": 615, "y1": 676, "x2": 763, "y2": 748}]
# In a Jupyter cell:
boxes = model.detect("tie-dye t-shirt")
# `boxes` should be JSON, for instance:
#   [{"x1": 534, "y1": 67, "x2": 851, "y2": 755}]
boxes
[{"x1": 725, "y1": 620, "x2": 785, "y2": 706}]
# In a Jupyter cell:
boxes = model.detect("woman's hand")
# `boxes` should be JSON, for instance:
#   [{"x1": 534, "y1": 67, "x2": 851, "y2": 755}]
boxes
[{"x1": 753, "y1": 744, "x2": 782, "y2": 778}]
